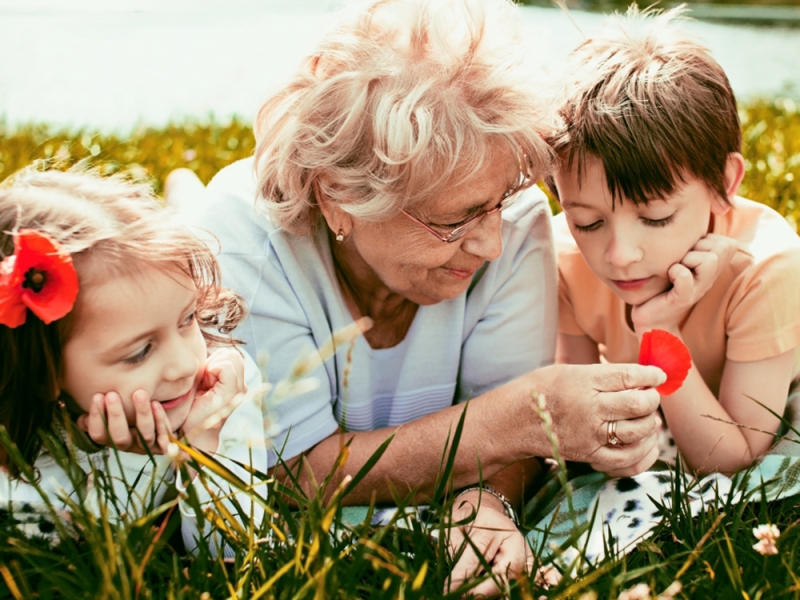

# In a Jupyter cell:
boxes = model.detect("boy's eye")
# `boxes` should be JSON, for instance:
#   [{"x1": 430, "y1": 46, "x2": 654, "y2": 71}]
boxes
[
  {"x1": 642, "y1": 214, "x2": 675, "y2": 228},
  {"x1": 124, "y1": 343, "x2": 152, "y2": 365},
  {"x1": 573, "y1": 220, "x2": 603, "y2": 233}
]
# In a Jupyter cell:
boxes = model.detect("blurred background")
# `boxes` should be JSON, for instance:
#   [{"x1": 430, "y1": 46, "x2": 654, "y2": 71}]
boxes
[{"x1": 0, "y1": 0, "x2": 798, "y2": 222}]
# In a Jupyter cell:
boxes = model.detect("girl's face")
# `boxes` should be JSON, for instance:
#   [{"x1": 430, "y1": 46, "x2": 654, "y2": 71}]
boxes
[{"x1": 60, "y1": 265, "x2": 207, "y2": 433}]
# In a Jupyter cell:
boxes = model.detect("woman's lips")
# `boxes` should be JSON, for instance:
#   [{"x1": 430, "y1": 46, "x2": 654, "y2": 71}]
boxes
[
  {"x1": 159, "y1": 389, "x2": 192, "y2": 411},
  {"x1": 612, "y1": 277, "x2": 652, "y2": 291},
  {"x1": 446, "y1": 267, "x2": 476, "y2": 280}
]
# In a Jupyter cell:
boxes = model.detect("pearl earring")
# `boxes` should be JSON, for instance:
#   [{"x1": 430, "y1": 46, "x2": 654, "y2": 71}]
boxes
[{"x1": 335, "y1": 228, "x2": 345, "y2": 243}]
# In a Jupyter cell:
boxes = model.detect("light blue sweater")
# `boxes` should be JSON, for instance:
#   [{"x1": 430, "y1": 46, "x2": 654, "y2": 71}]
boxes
[{"x1": 189, "y1": 158, "x2": 558, "y2": 467}]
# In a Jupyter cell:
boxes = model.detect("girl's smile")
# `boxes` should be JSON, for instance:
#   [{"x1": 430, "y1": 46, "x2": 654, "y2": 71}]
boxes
[{"x1": 61, "y1": 264, "x2": 207, "y2": 433}]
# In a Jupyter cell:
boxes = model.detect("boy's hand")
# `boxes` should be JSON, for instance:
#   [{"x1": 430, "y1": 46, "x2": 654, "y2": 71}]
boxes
[
  {"x1": 181, "y1": 348, "x2": 247, "y2": 453},
  {"x1": 78, "y1": 390, "x2": 172, "y2": 455},
  {"x1": 631, "y1": 233, "x2": 738, "y2": 333}
]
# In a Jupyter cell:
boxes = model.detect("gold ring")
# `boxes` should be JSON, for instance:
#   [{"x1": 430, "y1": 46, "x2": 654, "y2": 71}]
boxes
[{"x1": 607, "y1": 420, "x2": 621, "y2": 446}]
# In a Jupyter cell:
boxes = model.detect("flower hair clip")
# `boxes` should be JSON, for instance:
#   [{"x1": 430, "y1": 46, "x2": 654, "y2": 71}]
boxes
[{"x1": 0, "y1": 229, "x2": 79, "y2": 328}]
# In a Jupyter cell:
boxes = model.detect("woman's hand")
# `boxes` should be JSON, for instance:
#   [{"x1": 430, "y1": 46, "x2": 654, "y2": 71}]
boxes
[
  {"x1": 445, "y1": 490, "x2": 529, "y2": 597},
  {"x1": 181, "y1": 348, "x2": 247, "y2": 453},
  {"x1": 77, "y1": 390, "x2": 172, "y2": 454},
  {"x1": 631, "y1": 233, "x2": 738, "y2": 334},
  {"x1": 531, "y1": 363, "x2": 665, "y2": 475}
]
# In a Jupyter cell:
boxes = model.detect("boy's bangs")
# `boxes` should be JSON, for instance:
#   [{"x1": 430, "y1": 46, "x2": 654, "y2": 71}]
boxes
[{"x1": 569, "y1": 135, "x2": 686, "y2": 207}]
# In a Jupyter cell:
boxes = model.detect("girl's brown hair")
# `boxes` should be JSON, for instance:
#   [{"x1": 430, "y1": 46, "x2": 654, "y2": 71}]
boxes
[{"x1": 0, "y1": 165, "x2": 245, "y2": 477}]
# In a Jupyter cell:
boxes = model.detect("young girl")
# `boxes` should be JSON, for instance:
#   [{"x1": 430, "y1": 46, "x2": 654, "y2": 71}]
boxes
[{"x1": 0, "y1": 166, "x2": 266, "y2": 554}]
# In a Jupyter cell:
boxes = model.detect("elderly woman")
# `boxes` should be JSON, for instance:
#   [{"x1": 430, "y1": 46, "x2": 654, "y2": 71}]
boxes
[{"x1": 170, "y1": 0, "x2": 664, "y2": 592}]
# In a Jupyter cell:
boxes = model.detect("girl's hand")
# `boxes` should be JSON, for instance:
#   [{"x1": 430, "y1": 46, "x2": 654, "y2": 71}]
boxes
[
  {"x1": 445, "y1": 492, "x2": 530, "y2": 597},
  {"x1": 77, "y1": 390, "x2": 172, "y2": 455},
  {"x1": 181, "y1": 348, "x2": 247, "y2": 453},
  {"x1": 631, "y1": 233, "x2": 738, "y2": 333}
]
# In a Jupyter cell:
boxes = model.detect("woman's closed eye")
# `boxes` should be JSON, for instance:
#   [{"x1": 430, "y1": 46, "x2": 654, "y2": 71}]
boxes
[{"x1": 434, "y1": 216, "x2": 472, "y2": 230}]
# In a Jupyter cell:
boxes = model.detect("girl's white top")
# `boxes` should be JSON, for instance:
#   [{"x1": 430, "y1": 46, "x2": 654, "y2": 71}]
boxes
[{"x1": 0, "y1": 352, "x2": 267, "y2": 557}]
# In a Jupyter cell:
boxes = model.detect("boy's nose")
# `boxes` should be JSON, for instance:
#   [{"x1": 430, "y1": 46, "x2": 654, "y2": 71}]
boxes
[{"x1": 605, "y1": 234, "x2": 644, "y2": 268}]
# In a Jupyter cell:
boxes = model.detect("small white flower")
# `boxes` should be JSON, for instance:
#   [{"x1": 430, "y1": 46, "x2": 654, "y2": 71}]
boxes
[
  {"x1": 657, "y1": 581, "x2": 682, "y2": 599},
  {"x1": 753, "y1": 538, "x2": 779, "y2": 556},
  {"x1": 753, "y1": 523, "x2": 780, "y2": 541},
  {"x1": 182, "y1": 149, "x2": 197, "y2": 161},
  {"x1": 618, "y1": 582, "x2": 651, "y2": 600},
  {"x1": 167, "y1": 442, "x2": 180, "y2": 460},
  {"x1": 752, "y1": 523, "x2": 780, "y2": 555}
]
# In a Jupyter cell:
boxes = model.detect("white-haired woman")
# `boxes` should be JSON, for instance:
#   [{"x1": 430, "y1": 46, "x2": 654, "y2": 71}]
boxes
[{"x1": 172, "y1": 0, "x2": 665, "y2": 592}]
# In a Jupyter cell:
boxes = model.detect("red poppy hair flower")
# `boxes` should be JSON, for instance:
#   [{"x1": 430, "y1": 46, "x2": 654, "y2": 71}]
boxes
[
  {"x1": 638, "y1": 329, "x2": 692, "y2": 396},
  {"x1": 0, "y1": 229, "x2": 79, "y2": 328}
]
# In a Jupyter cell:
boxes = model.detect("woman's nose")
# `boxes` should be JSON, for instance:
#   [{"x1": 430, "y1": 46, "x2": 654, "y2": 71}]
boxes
[{"x1": 461, "y1": 210, "x2": 503, "y2": 261}]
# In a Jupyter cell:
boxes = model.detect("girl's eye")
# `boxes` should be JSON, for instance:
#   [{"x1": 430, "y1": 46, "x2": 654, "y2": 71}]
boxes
[
  {"x1": 124, "y1": 343, "x2": 152, "y2": 365},
  {"x1": 643, "y1": 214, "x2": 675, "y2": 228},
  {"x1": 180, "y1": 311, "x2": 197, "y2": 328},
  {"x1": 573, "y1": 220, "x2": 603, "y2": 233}
]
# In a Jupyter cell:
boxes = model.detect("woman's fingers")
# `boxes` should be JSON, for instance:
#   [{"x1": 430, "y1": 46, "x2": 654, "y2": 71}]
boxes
[
  {"x1": 589, "y1": 431, "x2": 660, "y2": 473},
  {"x1": 445, "y1": 501, "x2": 526, "y2": 597},
  {"x1": 591, "y1": 363, "x2": 666, "y2": 399},
  {"x1": 595, "y1": 412, "x2": 661, "y2": 448}
]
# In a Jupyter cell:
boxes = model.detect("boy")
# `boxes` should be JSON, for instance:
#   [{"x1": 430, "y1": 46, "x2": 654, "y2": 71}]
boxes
[{"x1": 548, "y1": 6, "x2": 800, "y2": 475}]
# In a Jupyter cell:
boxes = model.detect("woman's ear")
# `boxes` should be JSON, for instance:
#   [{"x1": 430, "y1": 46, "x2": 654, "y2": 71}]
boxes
[
  {"x1": 712, "y1": 152, "x2": 746, "y2": 216},
  {"x1": 313, "y1": 178, "x2": 353, "y2": 237}
]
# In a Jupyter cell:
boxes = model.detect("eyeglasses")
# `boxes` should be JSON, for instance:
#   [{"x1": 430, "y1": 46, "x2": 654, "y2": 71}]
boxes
[{"x1": 400, "y1": 189, "x2": 521, "y2": 243}]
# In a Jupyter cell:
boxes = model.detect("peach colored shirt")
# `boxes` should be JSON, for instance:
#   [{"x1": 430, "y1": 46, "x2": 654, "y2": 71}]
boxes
[{"x1": 556, "y1": 196, "x2": 800, "y2": 396}]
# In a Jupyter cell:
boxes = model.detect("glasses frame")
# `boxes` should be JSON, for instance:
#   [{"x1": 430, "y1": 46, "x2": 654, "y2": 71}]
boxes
[{"x1": 400, "y1": 190, "x2": 520, "y2": 243}]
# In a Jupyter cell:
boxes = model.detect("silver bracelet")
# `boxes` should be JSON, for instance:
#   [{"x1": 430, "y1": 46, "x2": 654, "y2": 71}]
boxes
[{"x1": 454, "y1": 484, "x2": 520, "y2": 527}]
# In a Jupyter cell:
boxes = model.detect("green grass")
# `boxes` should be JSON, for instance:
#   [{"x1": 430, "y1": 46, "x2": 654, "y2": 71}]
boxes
[{"x1": 3, "y1": 415, "x2": 800, "y2": 598}]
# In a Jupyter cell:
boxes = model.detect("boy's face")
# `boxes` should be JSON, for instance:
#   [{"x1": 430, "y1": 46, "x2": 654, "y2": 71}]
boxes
[
  {"x1": 554, "y1": 154, "x2": 730, "y2": 307},
  {"x1": 61, "y1": 266, "x2": 208, "y2": 434}
]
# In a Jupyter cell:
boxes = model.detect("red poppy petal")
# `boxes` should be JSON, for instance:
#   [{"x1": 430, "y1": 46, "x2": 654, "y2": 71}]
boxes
[
  {"x1": 0, "y1": 289, "x2": 27, "y2": 327},
  {"x1": 0, "y1": 255, "x2": 26, "y2": 327},
  {"x1": 9, "y1": 229, "x2": 79, "y2": 325},
  {"x1": 638, "y1": 329, "x2": 692, "y2": 396}
]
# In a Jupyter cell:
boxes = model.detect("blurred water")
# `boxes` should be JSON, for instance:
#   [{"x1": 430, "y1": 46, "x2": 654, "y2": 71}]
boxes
[{"x1": 1, "y1": 0, "x2": 798, "y2": 132}]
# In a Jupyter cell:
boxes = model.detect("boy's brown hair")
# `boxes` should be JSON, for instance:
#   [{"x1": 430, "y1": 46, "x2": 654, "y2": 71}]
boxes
[{"x1": 548, "y1": 4, "x2": 741, "y2": 205}]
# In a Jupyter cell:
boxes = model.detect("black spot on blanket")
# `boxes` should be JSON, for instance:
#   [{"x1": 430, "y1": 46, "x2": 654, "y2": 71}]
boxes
[
  {"x1": 615, "y1": 478, "x2": 640, "y2": 493},
  {"x1": 623, "y1": 499, "x2": 640, "y2": 513}
]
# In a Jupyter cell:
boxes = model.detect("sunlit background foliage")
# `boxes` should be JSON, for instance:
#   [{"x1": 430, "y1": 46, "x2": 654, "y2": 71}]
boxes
[{"x1": 1, "y1": 98, "x2": 798, "y2": 231}]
